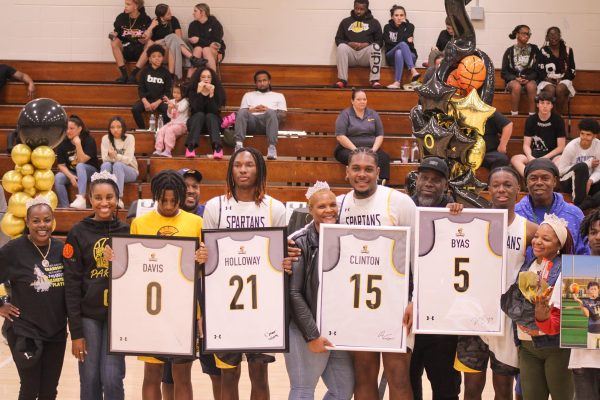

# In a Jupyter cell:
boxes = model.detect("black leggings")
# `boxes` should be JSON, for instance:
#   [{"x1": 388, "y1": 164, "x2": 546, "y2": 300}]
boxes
[
  {"x1": 6, "y1": 329, "x2": 67, "y2": 400},
  {"x1": 559, "y1": 162, "x2": 600, "y2": 206}
]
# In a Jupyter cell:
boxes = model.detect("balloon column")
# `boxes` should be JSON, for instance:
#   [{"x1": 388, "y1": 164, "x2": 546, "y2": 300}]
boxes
[
  {"x1": 409, "y1": 0, "x2": 496, "y2": 208},
  {"x1": 1, "y1": 98, "x2": 66, "y2": 238}
]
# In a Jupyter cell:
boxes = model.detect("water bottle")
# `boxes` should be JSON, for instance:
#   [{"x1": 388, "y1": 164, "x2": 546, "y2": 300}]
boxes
[
  {"x1": 148, "y1": 114, "x2": 156, "y2": 132},
  {"x1": 401, "y1": 143, "x2": 409, "y2": 163},
  {"x1": 410, "y1": 141, "x2": 420, "y2": 163},
  {"x1": 157, "y1": 114, "x2": 164, "y2": 131}
]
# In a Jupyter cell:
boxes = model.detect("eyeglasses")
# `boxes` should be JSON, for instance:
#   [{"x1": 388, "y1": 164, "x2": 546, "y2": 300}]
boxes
[{"x1": 518, "y1": 31, "x2": 532, "y2": 37}]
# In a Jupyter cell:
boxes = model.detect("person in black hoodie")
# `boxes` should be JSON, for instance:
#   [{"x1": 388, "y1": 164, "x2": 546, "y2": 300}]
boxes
[
  {"x1": 334, "y1": 0, "x2": 383, "y2": 88},
  {"x1": 501, "y1": 25, "x2": 540, "y2": 116},
  {"x1": 131, "y1": 44, "x2": 172, "y2": 129},
  {"x1": 383, "y1": 5, "x2": 420, "y2": 89},
  {"x1": 0, "y1": 197, "x2": 67, "y2": 400},
  {"x1": 187, "y1": 3, "x2": 226, "y2": 76},
  {"x1": 64, "y1": 171, "x2": 130, "y2": 400}
]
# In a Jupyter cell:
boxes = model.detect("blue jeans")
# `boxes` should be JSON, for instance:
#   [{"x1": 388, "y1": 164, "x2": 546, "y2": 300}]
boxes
[
  {"x1": 100, "y1": 162, "x2": 138, "y2": 199},
  {"x1": 79, "y1": 317, "x2": 126, "y2": 400},
  {"x1": 385, "y1": 42, "x2": 416, "y2": 82},
  {"x1": 284, "y1": 322, "x2": 354, "y2": 400},
  {"x1": 54, "y1": 163, "x2": 98, "y2": 207}
]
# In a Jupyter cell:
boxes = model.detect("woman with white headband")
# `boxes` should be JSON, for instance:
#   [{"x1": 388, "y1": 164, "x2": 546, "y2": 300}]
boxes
[
  {"x1": 0, "y1": 196, "x2": 67, "y2": 399},
  {"x1": 284, "y1": 181, "x2": 354, "y2": 399},
  {"x1": 502, "y1": 213, "x2": 574, "y2": 400}
]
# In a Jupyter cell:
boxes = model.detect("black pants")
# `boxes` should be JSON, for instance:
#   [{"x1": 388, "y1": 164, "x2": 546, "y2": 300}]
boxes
[
  {"x1": 560, "y1": 162, "x2": 600, "y2": 206},
  {"x1": 131, "y1": 100, "x2": 169, "y2": 129},
  {"x1": 334, "y1": 146, "x2": 390, "y2": 180},
  {"x1": 410, "y1": 334, "x2": 461, "y2": 400},
  {"x1": 186, "y1": 112, "x2": 221, "y2": 150},
  {"x1": 6, "y1": 329, "x2": 67, "y2": 400},
  {"x1": 482, "y1": 151, "x2": 510, "y2": 170}
]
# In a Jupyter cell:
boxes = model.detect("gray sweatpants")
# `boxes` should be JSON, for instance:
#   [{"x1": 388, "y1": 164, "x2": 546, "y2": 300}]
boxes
[
  {"x1": 234, "y1": 108, "x2": 281, "y2": 146},
  {"x1": 336, "y1": 43, "x2": 382, "y2": 82}
]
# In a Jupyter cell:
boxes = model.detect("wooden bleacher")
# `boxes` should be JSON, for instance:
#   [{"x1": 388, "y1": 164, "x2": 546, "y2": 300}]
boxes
[{"x1": 0, "y1": 61, "x2": 597, "y2": 232}]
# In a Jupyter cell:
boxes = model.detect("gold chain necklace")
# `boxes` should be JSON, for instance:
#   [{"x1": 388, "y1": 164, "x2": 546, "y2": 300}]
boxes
[{"x1": 30, "y1": 238, "x2": 52, "y2": 268}]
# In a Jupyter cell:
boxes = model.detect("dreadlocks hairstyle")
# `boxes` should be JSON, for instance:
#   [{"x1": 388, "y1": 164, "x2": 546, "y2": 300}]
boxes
[
  {"x1": 580, "y1": 209, "x2": 600, "y2": 241},
  {"x1": 106, "y1": 116, "x2": 128, "y2": 152},
  {"x1": 151, "y1": 170, "x2": 186, "y2": 207},
  {"x1": 488, "y1": 166, "x2": 522, "y2": 187},
  {"x1": 226, "y1": 147, "x2": 267, "y2": 205},
  {"x1": 348, "y1": 147, "x2": 379, "y2": 166}
]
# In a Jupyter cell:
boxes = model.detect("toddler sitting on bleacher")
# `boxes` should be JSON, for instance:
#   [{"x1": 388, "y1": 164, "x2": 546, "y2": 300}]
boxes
[{"x1": 154, "y1": 83, "x2": 189, "y2": 157}]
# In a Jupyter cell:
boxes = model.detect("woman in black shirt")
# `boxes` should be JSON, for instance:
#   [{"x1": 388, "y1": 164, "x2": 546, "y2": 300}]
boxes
[
  {"x1": 0, "y1": 198, "x2": 67, "y2": 400},
  {"x1": 187, "y1": 3, "x2": 226, "y2": 75}
]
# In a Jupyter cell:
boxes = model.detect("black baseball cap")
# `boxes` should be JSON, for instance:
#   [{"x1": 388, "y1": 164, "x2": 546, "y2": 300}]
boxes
[
  {"x1": 179, "y1": 168, "x2": 203, "y2": 182},
  {"x1": 418, "y1": 157, "x2": 449, "y2": 179},
  {"x1": 524, "y1": 158, "x2": 559, "y2": 178}
]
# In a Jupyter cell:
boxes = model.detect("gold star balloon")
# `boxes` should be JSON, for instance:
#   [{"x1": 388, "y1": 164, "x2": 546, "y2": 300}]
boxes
[
  {"x1": 449, "y1": 90, "x2": 496, "y2": 136},
  {"x1": 413, "y1": 116, "x2": 455, "y2": 159}
]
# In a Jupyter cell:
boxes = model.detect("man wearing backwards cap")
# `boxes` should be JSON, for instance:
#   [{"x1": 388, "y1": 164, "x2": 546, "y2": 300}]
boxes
[
  {"x1": 179, "y1": 168, "x2": 205, "y2": 216},
  {"x1": 515, "y1": 158, "x2": 589, "y2": 258}
]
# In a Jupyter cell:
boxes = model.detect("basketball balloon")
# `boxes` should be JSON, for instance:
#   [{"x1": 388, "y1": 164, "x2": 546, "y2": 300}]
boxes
[
  {"x1": 456, "y1": 55, "x2": 486, "y2": 94},
  {"x1": 446, "y1": 70, "x2": 466, "y2": 96}
]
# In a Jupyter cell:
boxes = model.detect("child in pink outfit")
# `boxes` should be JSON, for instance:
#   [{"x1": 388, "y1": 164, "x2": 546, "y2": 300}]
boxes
[{"x1": 154, "y1": 84, "x2": 189, "y2": 157}]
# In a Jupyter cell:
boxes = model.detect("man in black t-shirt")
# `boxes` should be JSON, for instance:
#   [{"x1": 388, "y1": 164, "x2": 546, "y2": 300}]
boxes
[
  {"x1": 109, "y1": 0, "x2": 152, "y2": 83},
  {"x1": 510, "y1": 92, "x2": 566, "y2": 177},
  {"x1": 0, "y1": 64, "x2": 35, "y2": 100},
  {"x1": 483, "y1": 111, "x2": 513, "y2": 170}
]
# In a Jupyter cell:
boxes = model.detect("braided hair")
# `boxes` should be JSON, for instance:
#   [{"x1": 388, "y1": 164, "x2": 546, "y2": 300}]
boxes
[
  {"x1": 488, "y1": 166, "x2": 522, "y2": 187},
  {"x1": 348, "y1": 147, "x2": 379, "y2": 166},
  {"x1": 226, "y1": 147, "x2": 267, "y2": 205},
  {"x1": 151, "y1": 170, "x2": 186, "y2": 207}
]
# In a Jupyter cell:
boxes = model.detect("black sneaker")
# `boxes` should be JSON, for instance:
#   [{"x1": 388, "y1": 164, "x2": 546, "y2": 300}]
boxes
[
  {"x1": 190, "y1": 56, "x2": 207, "y2": 68},
  {"x1": 115, "y1": 75, "x2": 127, "y2": 83},
  {"x1": 127, "y1": 74, "x2": 137, "y2": 84}
]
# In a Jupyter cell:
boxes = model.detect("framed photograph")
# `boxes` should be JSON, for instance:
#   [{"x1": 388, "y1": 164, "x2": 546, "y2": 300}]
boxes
[
  {"x1": 108, "y1": 235, "x2": 198, "y2": 357},
  {"x1": 414, "y1": 208, "x2": 508, "y2": 335},
  {"x1": 560, "y1": 255, "x2": 600, "y2": 349},
  {"x1": 316, "y1": 224, "x2": 410, "y2": 353},
  {"x1": 201, "y1": 228, "x2": 288, "y2": 353}
]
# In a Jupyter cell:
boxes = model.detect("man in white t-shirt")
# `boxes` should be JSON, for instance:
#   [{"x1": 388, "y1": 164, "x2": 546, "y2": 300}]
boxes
[{"x1": 234, "y1": 70, "x2": 287, "y2": 160}]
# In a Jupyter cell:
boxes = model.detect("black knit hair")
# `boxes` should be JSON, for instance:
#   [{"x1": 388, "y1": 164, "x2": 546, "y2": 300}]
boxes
[
  {"x1": 509, "y1": 25, "x2": 530, "y2": 40},
  {"x1": 579, "y1": 118, "x2": 600, "y2": 134},
  {"x1": 155, "y1": 3, "x2": 169, "y2": 23},
  {"x1": 351, "y1": 87, "x2": 366, "y2": 100},
  {"x1": 25, "y1": 203, "x2": 54, "y2": 221},
  {"x1": 106, "y1": 116, "x2": 128, "y2": 152},
  {"x1": 488, "y1": 166, "x2": 522, "y2": 187},
  {"x1": 348, "y1": 147, "x2": 379, "y2": 166},
  {"x1": 354, "y1": 0, "x2": 369, "y2": 8},
  {"x1": 588, "y1": 281, "x2": 599, "y2": 289},
  {"x1": 188, "y1": 67, "x2": 226, "y2": 107},
  {"x1": 88, "y1": 177, "x2": 120, "y2": 204},
  {"x1": 226, "y1": 147, "x2": 267, "y2": 205},
  {"x1": 543, "y1": 26, "x2": 569, "y2": 68},
  {"x1": 389, "y1": 4, "x2": 406, "y2": 17},
  {"x1": 580, "y1": 209, "x2": 600, "y2": 240},
  {"x1": 150, "y1": 170, "x2": 186, "y2": 207},
  {"x1": 68, "y1": 114, "x2": 90, "y2": 138},
  {"x1": 146, "y1": 43, "x2": 165, "y2": 57}
]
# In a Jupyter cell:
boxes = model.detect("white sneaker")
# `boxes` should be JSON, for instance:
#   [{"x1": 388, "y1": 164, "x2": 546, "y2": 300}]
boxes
[
  {"x1": 267, "y1": 145, "x2": 277, "y2": 160},
  {"x1": 235, "y1": 142, "x2": 243, "y2": 152},
  {"x1": 387, "y1": 81, "x2": 401, "y2": 89},
  {"x1": 70, "y1": 195, "x2": 87, "y2": 209},
  {"x1": 118, "y1": 199, "x2": 125, "y2": 209}
]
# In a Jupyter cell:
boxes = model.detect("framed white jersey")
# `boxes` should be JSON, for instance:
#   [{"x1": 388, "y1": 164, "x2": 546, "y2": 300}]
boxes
[
  {"x1": 414, "y1": 208, "x2": 507, "y2": 335},
  {"x1": 202, "y1": 227, "x2": 288, "y2": 353},
  {"x1": 109, "y1": 235, "x2": 198, "y2": 357},
  {"x1": 317, "y1": 224, "x2": 410, "y2": 352}
]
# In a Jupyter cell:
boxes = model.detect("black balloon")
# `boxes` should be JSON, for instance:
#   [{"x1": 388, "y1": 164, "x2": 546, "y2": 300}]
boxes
[
  {"x1": 473, "y1": 48, "x2": 495, "y2": 105},
  {"x1": 449, "y1": 169, "x2": 487, "y2": 193},
  {"x1": 409, "y1": 105, "x2": 428, "y2": 132},
  {"x1": 405, "y1": 171, "x2": 418, "y2": 197},
  {"x1": 447, "y1": 126, "x2": 476, "y2": 163},
  {"x1": 413, "y1": 116, "x2": 455, "y2": 158},
  {"x1": 415, "y1": 76, "x2": 457, "y2": 114},
  {"x1": 17, "y1": 98, "x2": 67, "y2": 149}
]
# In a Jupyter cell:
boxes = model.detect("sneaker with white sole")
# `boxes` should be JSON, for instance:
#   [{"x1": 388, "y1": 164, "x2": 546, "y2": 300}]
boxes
[
  {"x1": 267, "y1": 145, "x2": 277, "y2": 160},
  {"x1": 70, "y1": 195, "x2": 87, "y2": 209}
]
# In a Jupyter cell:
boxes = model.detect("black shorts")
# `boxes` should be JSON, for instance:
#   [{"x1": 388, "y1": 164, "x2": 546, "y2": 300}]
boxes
[
  {"x1": 215, "y1": 352, "x2": 275, "y2": 368},
  {"x1": 454, "y1": 336, "x2": 519, "y2": 376},
  {"x1": 123, "y1": 41, "x2": 144, "y2": 62}
]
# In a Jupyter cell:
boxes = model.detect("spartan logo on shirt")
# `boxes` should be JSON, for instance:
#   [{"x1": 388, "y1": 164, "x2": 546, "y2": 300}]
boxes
[
  {"x1": 531, "y1": 136, "x2": 549, "y2": 152},
  {"x1": 91, "y1": 238, "x2": 109, "y2": 279},
  {"x1": 157, "y1": 226, "x2": 179, "y2": 236},
  {"x1": 149, "y1": 253, "x2": 158, "y2": 262},
  {"x1": 456, "y1": 228, "x2": 465, "y2": 237},
  {"x1": 348, "y1": 21, "x2": 370, "y2": 33},
  {"x1": 238, "y1": 246, "x2": 246, "y2": 254},
  {"x1": 147, "y1": 75, "x2": 164, "y2": 84},
  {"x1": 507, "y1": 234, "x2": 522, "y2": 251},
  {"x1": 361, "y1": 245, "x2": 369, "y2": 254}
]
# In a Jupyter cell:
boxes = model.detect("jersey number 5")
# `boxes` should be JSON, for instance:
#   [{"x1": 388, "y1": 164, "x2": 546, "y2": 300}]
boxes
[
  {"x1": 454, "y1": 258, "x2": 470, "y2": 293},
  {"x1": 230, "y1": 275, "x2": 257, "y2": 310},
  {"x1": 350, "y1": 274, "x2": 382, "y2": 309}
]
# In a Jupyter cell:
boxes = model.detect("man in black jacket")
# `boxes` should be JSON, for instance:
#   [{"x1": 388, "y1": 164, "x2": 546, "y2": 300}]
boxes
[
  {"x1": 333, "y1": 0, "x2": 383, "y2": 88},
  {"x1": 410, "y1": 157, "x2": 462, "y2": 400}
]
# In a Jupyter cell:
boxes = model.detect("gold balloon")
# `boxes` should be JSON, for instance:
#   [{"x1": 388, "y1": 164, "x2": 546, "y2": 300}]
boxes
[
  {"x1": 33, "y1": 169, "x2": 55, "y2": 191},
  {"x1": 466, "y1": 136, "x2": 486, "y2": 171},
  {"x1": 20, "y1": 163, "x2": 35, "y2": 176},
  {"x1": 11, "y1": 144, "x2": 32, "y2": 166},
  {"x1": 38, "y1": 190, "x2": 58, "y2": 210},
  {"x1": 449, "y1": 90, "x2": 496, "y2": 136},
  {"x1": 31, "y1": 146, "x2": 56, "y2": 170},
  {"x1": 21, "y1": 175, "x2": 36, "y2": 190},
  {"x1": 14, "y1": 165, "x2": 22, "y2": 173},
  {"x1": 1, "y1": 213, "x2": 25, "y2": 237},
  {"x1": 24, "y1": 187, "x2": 37, "y2": 197},
  {"x1": 2, "y1": 170, "x2": 23, "y2": 194},
  {"x1": 8, "y1": 191, "x2": 32, "y2": 218}
]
